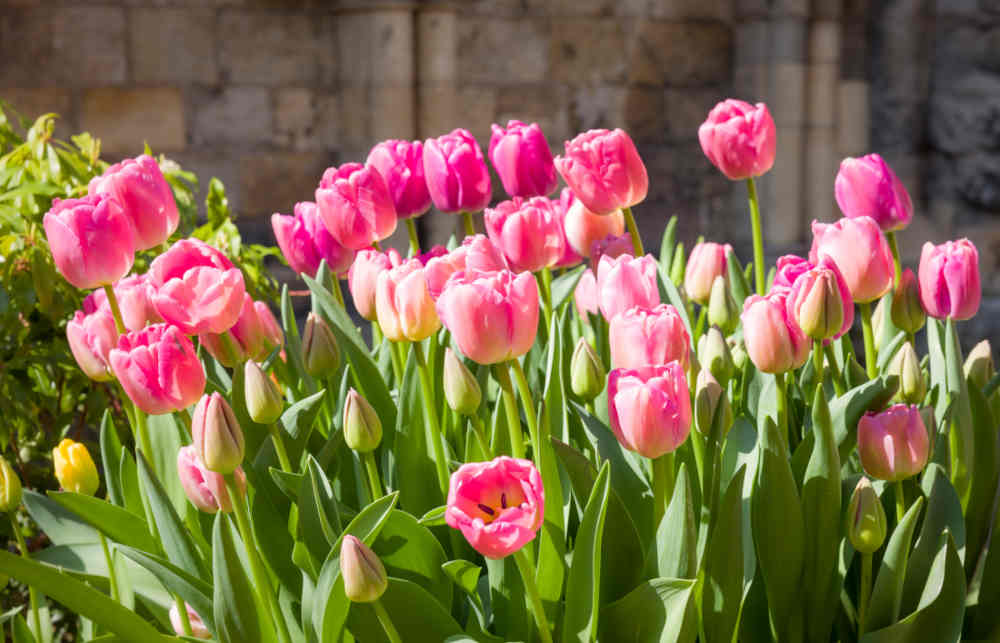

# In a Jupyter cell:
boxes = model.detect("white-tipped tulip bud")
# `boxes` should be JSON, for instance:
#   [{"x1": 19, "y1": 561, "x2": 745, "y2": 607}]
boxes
[
  {"x1": 244, "y1": 361, "x2": 284, "y2": 424},
  {"x1": 303, "y1": 312, "x2": 340, "y2": 377},
  {"x1": 341, "y1": 535, "x2": 388, "y2": 603},
  {"x1": 344, "y1": 389, "x2": 382, "y2": 453},
  {"x1": 570, "y1": 338, "x2": 606, "y2": 402},
  {"x1": 443, "y1": 348, "x2": 482, "y2": 416},
  {"x1": 847, "y1": 477, "x2": 887, "y2": 554},
  {"x1": 888, "y1": 343, "x2": 926, "y2": 405}
]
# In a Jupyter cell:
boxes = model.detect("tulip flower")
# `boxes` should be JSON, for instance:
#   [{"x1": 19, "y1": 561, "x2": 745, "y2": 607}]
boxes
[
  {"x1": 423, "y1": 129, "x2": 492, "y2": 214},
  {"x1": 697, "y1": 99, "x2": 777, "y2": 180},
  {"x1": 488, "y1": 120, "x2": 558, "y2": 198},
  {"x1": 484, "y1": 197, "x2": 565, "y2": 273},
  {"x1": 52, "y1": 439, "x2": 99, "y2": 496},
  {"x1": 741, "y1": 289, "x2": 810, "y2": 373},
  {"x1": 88, "y1": 154, "x2": 180, "y2": 250},
  {"x1": 699, "y1": 326, "x2": 736, "y2": 384},
  {"x1": 847, "y1": 477, "x2": 887, "y2": 554},
  {"x1": 315, "y1": 163, "x2": 398, "y2": 250},
  {"x1": 416, "y1": 245, "x2": 448, "y2": 266},
  {"x1": 348, "y1": 247, "x2": 402, "y2": 321},
  {"x1": 109, "y1": 324, "x2": 206, "y2": 415},
  {"x1": 596, "y1": 253, "x2": 660, "y2": 322},
  {"x1": 446, "y1": 456, "x2": 544, "y2": 559},
  {"x1": 965, "y1": 340, "x2": 994, "y2": 390},
  {"x1": 436, "y1": 269, "x2": 539, "y2": 365},
  {"x1": 786, "y1": 257, "x2": 854, "y2": 341},
  {"x1": 341, "y1": 535, "x2": 388, "y2": 602},
  {"x1": 685, "y1": 242, "x2": 732, "y2": 305},
  {"x1": 43, "y1": 194, "x2": 135, "y2": 290},
  {"x1": 424, "y1": 234, "x2": 509, "y2": 300},
  {"x1": 609, "y1": 304, "x2": 691, "y2": 371},
  {"x1": 570, "y1": 338, "x2": 606, "y2": 402},
  {"x1": 192, "y1": 393, "x2": 245, "y2": 474},
  {"x1": 82, "y1": 273, "x2": 161, "y2": 333},
  {"x1": 375, "y1": 258, "x2": 441, "y2": 342},
  {"x1": 607, "y1": 363, "x2": 692, "y2": 459},
  {"x1": 918, "y1": 238, "x2": 981, "y2": 321},
  {"x1": 574, "y1": 269, "x2": 598, "y2": 320},
  {"x1": 343, "y1": 389, "x2": 383, "y2": 453},
  {"x1": 66, "y1": 308, "x2": 118, "y2": 381},
  {"x1": 551, "y1": 188, "x2": 584, "y2": 269},
  {"x1": 302, "y1": 312, "x2": 340, "y2": 376},
  {"x1": 170, "y1": 603, "x2": 211, "y2": 639},
  {"x1": 272, "y1": 201, "x2": 356, "y2": 278},
  {"x1": 200, "y1": 295, "x2": 283, "y2": 367},
  {"x1": 366, "y1": 139, "x2": 432, "y2": 218},
  {"x1": 554, "y1": 128, "x2": 648, "y2": 215},
  {"x1": 888, "y1": 342, "x2": 926, "y2": 405},
  {"x1": 0, "y1": 457, "x2": 22, "y2": 513},
  {"x1": 834, "y1": 153, "x2": 913, "y2": 232},
  {"x1": 149, "y1": 239, "x2": 247, "y2": 335},
  {"x1": 891, "y1": 268, "x2": 925, "y2": 334},
  {"x1": 857, "y1": 404, "x2": 930, "y2": 482},
  {"x1": 444, "y1": 348, "x2": 482, "y2": 416},
  {"x1": 695, "y1": 368, "x2": 733, "y2": 436},
  {"x1": 708, "y1": 275, "x2": 739, "y2": 335},
  {"x1": 561, "y1": 189, "x2": 625, "y2": 258},
  {"x1": 590, "y1": 232, "x2": 634, "y2": 266},
  {"x1": 244, "y1": 361, "x2": 284, "y2": 425},
  {"x1": 177, "y1": 445, "x2": 246, "y2": 513},
  {"x1": 809, "y1": 217, "x2": 894, "y2": 304},
  {"x1": 772, "y1": 255, "x2": 812, "y2": 291}
]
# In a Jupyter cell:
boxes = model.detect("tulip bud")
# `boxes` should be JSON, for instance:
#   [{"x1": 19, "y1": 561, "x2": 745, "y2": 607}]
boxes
[
  {"x1": 52, "y1": 439, "x2": 100, "y2": 496},
  {"x1": 192, "y1": 393, "x2": 245, "y2": 474},
  {"x1": 891, "y1": 268, "x2": 925, "y2": 335},
  {"x1": 695, "y1": 368, "x2": 732, "y2": 437},
  {"x1": 847, "y1": 477, "x2": 887, "y2": 554},
  {"x1": 707, "y1": 276, "x2": 738, "y2": 335},
  {"x1": 571, "y1": 338, "x2": 607, "y2": 402},
  {"x1": 872, "y1": 296, "x2": 891, "y2": 349},
  {"x1": 0, "y1": 458, "x2": 22, "y2": 512},
  {"x1": 845, "y1": 354, "x2": 868, "y2": 389},
  {"x1": 244, "y1": 361, "x2": 284, "y2": 425},
  {"x1": 341, "y1": 535, "x2": 388, "y2": 603},
  {"x1": 444, "y1": 348, "x2": 482, "y2": 416},
  {"x1": 302, "y1": 312, "x2": 340, "y2": 377},
  {"x1": 888, "y1": 343, "x2": 926, "y2": 405},
  {"x1": 965, "y1": 340, "x2": 994, "y2": 391},
  {"x1": 344, "y1": 389, "x2": 382, "y2": 453},
  {"x1": 857, "y1": 404, "x2": 930, "y2": 482},
  {"x1": 698, "y1": 327, "x2": 735, "y2": 385},
  {"x1": 728, "y1": 337, "x2": 748, "y2": 371},
  {"x1": 788, "y1": 263, "x2": 850, "y2": 341}
]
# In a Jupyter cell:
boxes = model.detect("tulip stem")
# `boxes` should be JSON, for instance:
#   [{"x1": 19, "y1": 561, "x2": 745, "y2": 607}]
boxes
[
  {"x1": 775, "y1": 372, "x2": 789, "y2": 452},
  {"x1": 363, "y1": 452, "x2": 384, "y2": 499},
  {"x1": 858, "y1": 552, "x2": 873, "y2": 635},
  {"x1": 10, "y1": 513, "x2": 42, "y2": 639},
  {"x1": 268, "y1": 423, "x2": 293, "y2": 472},
  {"x1": 102, "y1": 284, "x2": 127, "y2": 335},
  {"x1": 494, "y1": 363, "x2": 526, "y2": 460},
  {"x1": 332, "y1": 276, "x2": 346, "y2": 309},
  {"x1": 412, "y1": 342, "x2": 451, "y2": 499},
  {"x1": 469, "y1": 414, "x2": 494, "y2": 459},
  {"x1": 405, "y1": 218, "x2": 421, "y2": 256},
  {"x1": 462, "y1": 211, "x2": 476, "y2": 237},
  {"x1": 894, "y1": 480, "x2": 906, "y2": 524},
  {"x1": 652, "y1": 452, "x2": 675, "y2": 528},
  {"x1": 174, "y1": 595, "x2": 195, "y2": 636},
  {"x1": 622, "y1": 206, "x2": 644, "y2": 257},
  {"x1": 98, "y1": 532, "x2": 120, "y2": 603},
  {"x1": 539, "y1": 268, "x2": 553, "y2": 331},
  {"x1": 513, "y1": 547, "x2": 554, "y2": 643},
  {"x1": 745, "y1": 177, "x2": 766, "y2": 295},
  {"x1": 813, "y1": 340, "x2": 825, "y2": 397},
  {"x1": 372, "y1": 598, "x2": 403, "y2": 643},
  {"x1": 510, "y1": 360, "x2": 541, "y2": 459},
  {"x1": 887, "y1": 231, "x2": 902, "y2": 288},
  {"x1": 859, "y1": 301, "x2": 878, "y2": 380},
  {"x1": 388, "y1": 341, "x2": 405, "y2": 383},
  {"x1": 824, "y1": 344, "x2": 846, "y2": 396},
  {"x1": 133, "y1": 408, "x2": 156, "y2": 478}
]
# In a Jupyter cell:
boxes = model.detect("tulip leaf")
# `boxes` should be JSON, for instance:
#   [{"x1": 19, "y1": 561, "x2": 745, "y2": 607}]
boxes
[
  {"x1": 391, "y1": 349, "x2": 443, "y2": 515},
  {"x1": 268, "y1": 468, "x2": 304, "y2": 501},
  {"x1": 703, "y1": 466, "x2": 746, "y2": 643},
  {"x1": 99, "y1": 411, "x2": 125, "y2": 509},
  {"x1": 725, "y1": 247, "x2": 751, "y2": 309},
  {"x1": 964, "y1": 376, "x2": 998, "y2": 571},
  {"x1": 281, "y1": 389, "x2": 327, "y2": 462},
  {"x1": 645, "y1": 463, "x2": 697, "y2": 580},
  {"x1": 656, "y1": 268, "x2": 694, "y2": 348},
  {"x1": 345, "y1": 577, "x2": 463, "y2": 641},
  {"x1": 136, "y1": 452, "x2": 207, "y2": 579},
  {"x1": 372, "y1": 510, "x2": 451, "y2": 609},
  {"x1": 118, "y1": 448, "x2": 144, "y2": 519},
  {"x1": 830, "y1": 377, "x2": 897, "y2": 463},
  {"x1": 943, "y1": 318, "x2": 974, "y2": 506},
  {"x1": 22, "y1": 489, "x2": 96, "y2": 546},
  {"x1": 442, "y1": 559, "x2": 482, "y2": 598},
  {"x1": 280, "y1": 283, "x2": 316, "y2": 396},
  {"x1": 418, "y1": 505, "x2": 447, "y2": 526},
  {"x1": 876, "y1": 331, "x2": 907, "y2": 371},
  {"x1": 33, "y1": 542, "x2": 171, "y2": 608},
  {"x1": 659, "y1": 215, "x2": 678, "y2": 271},
  {"x1": 486, "y1": 555, "x2": 532, "y2": 642},
  {"x1": 597, "y1": 577, "x2": 698, "y2": 643},
  {"x1": 212, "y1": 513, "x2": 265, "y2": 643},
  {"x1": 551, "y1": 265, "x2": 586, "y2": 310},
  {"x1": 248, "y1": 458, "x2": 301, "y2": 596},
  {"x1": 866, "y1": 496, "x2": 925, "y2": 630},
  {"x1": 48, "y1": 492, "x2": 157, "y2": 554},
  {"x1": 117, "y1": 545, "x2": 215, "y2": 636},
  {"x1": 145, "y1": 413, "x2": 189, "y2": 517},
  {"x1": 298, "y1": 455, "x2": 342, "y2": 564},
  {"x1": 538, "y1": 310, "x2": 568, "y2": 615},
  {"x1": 563, "y1": 461, "x2": 611, "y2": 643}
]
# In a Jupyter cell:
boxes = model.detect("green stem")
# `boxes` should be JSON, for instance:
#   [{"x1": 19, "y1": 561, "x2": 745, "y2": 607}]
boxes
[
  {"x1": 134, "y1": 408, "x2": 156, "y2": 478},
  {"x1": 405, "y1": 218, "x2": 421, "y2": 256},
  {"x1": 745, "y1": 177, "x2": 766, "y2": 295},
  {"x1": 887, "y1": 231, "x2": 902, "y2": 288},
  {"x1": 11, "y1": 513, "x2": 42, "y2": 639},
  {"x1": 510, "y1": 360, "x2": 541, "y2": 460},
  {"x1": 513, "y1": 548, "x2": 554, "y2": 643},
  {"x1": 693, "y1": 307, "x2": 707, "y2": 343},
  {"x1": 388, "y1": 340, "x2": 404, "y2": 384},
  {"x1": 859, "y1": 553, "x2": 873, "y2": 635},
  {"x1": 622, "y1": 206, "x2": 644, "y2": 257},
  {"x1": 652, "y1": 452, "x2": 675, "y2": 528},
  {"x1": 813, "y1": 340, "x2": 825, "y2": 397},
  {"x1": 494, "y1": 363, "x2": 526, "y2": 459},
  {"x1": 469, "y1": 414, "x2": 494, "y2": 459},
  {"x1": 363, "y1": 451, "x2": 383, "y2": 499},
  {"x1": 775, "y1": 371, "x2": 789, "y2": 452},
  {"x1": 332, "y1": 275, "x2": 346, "y2": 309},
  {"x1": 372, "y1": 598, "x2": 403, "y2": 643},
  {"x1": 371, "y1": 320, "x2": 383, "y2": 350},
  {"x1": 102, "y1": 284, "x2": 127, "y2": 335},
  {"x1": 373, "y1": 239, "x2": 383, "y2": 252},
  {"x1": 894, "y1": 480, "x2": 906, "y2": 524},
  {"x1": 462, "y1": 211, "x2": 476, "y2": 237},
  {"x1": 859, "y1": 301, "x2": 878, "y2": 380},
  {"x1": 268, "y1": 423, "x2": 293, "y2": 472},
  {"x1": 174, "y1": 595, "x2": 194, "y2": 636},
  {"x1": 539, "y1": 268, "x2": 553, "y2": 331},
  {"x1": 824, "y1": 344, "x2": 846, "y2": 396},
  {"x1": 98, "y1": 532, "x2": 120, "y2": 603},
  {"x1": 412, "y1": 342, "x2": 451, "y2": 498}
]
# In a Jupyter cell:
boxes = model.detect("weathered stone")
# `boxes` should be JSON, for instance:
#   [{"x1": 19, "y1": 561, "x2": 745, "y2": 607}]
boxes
[
  {"x1": 168, "y1": 150, "x2": 242, "y2": 213},
  {"x1": 494, "y1": 85, "x2": 571, "y2": 145},
  {"x1": 238, "y1": 152, "x2": 331, "y2": 219},
  {"x1": 419, "y1": 85, "x2": 461, "y2": 141},
  {"x1": 804, "y1": 126, "x2": 838, "y2": 223},
  {"x1": 733, "y1": 63, "x2": 769, "y2": 102},
  {"x1": 810, "y1": 21, "x2": 840, "y2": 64},
  {"x1": 191, "y1": 87, "x2": 272, "y2": 146},
  {"x1": 769, "y1": 125, "x2": 804, "y2": 243},
  {"x1": 0, "y1": 87, "x2": 74, "y2": 137},
  {"x1": 335, "y1": 86, "x2": 371, "y2": 158},
  {"x1": 417, "y1": 9, "x2": 457, "y2": 84},
  {"x1": 274, "y1": 88, "x2": 318, "y2": 151},
  {"x1": 770, "y1": 0, "x2": 810, "y2": 17},
  {"x1": 735, "y1": 0, "x2": 768, "y2": 19},
  {"x1": 458, "y1": 18, "x2": 549, "y2": 85},
  {"x1": 524, "y1": 0, "x2": 618, "y2": 15},
  {"x1": 569, "y1": 85, "x2": 627, "y2": 133},
  {"x1": 0, "y1": 9, "x2": 52, "y2": 86},
  {"x1": 371, "y1": 9, "x2": 416, "y2": 86},
  {"x1": 313, "y1": 92, "x2": 341, "y2": 152},
  {"x1": 837, "y1": 80, "x2": 870, "y2": 156},
  {"x1": 551, "y1": 19, "x2": 627, "y2": 85},
  {"x1": 769, "y1": 62, "x2": 806, "y2": 126},
  {"x1": 628, "y1": 21, "x2": 731, "y2": 87},
  {"x1": 770, "y1": 17, "x2": 807, "y2": 63},
  {"x1": 53, "y1": 7, "x2": 127, "y2": 85},
  {"x1": 219, "y1": 10, "x2": 332, "y2": 85},
  {"x1": 807, "y1": 63, "x2": 838, "y2": 127},
  {"x1": 370, "y1": 86, "x2": 416, "y2": 141},
  {"x1": 131, "y1": 9, "x2": 217, "y2": 85},
  {"x1": 663, "y1": 88, "x2": 720, "y2": 142},
  {"x1": 80, "y1": 88, "x2": 185, "y2": 155},
  {"x1": 929, "y1": 93, "x2": 1000, "y2": 154},
  {"x1": 734, "y1": 20, "x2": 769, "y2": 66},
  {"x1": 839, "y1": 19, "x2": 868, "y2": 80},
  {"x1": 957, "y1": 153, "x2": 1000, "y2": 210}
]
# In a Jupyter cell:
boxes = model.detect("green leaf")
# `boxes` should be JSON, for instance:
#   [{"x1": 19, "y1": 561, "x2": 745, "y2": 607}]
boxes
[
  {"x1": 645, "y1": 463, "x2": 696, "y2": 580},
  {"x1": 119, "y1": 448, "x2": 144, "y2": 519},
  {"x1": 418, "y1": 505, "x2": 447, "y2": 526},
  {"x1": 137, "y1": 452, "x2": 206, "y2": 578},
  {"x1": 866, "y1": 496, "x2": 924, "y2": 630},
  {"x1": 280, "y1": 284, "x2": 315, "y2": 396},
  {"x1": 145, "y1": 414, "x2": 189, "y2": 516},
  {"x1": 442, "y1": 560, "x2": 481, "y2": 598},
  {"x1": 268, "y1": 468, "x2": 304, "y2": 501},
  {"x1": 725, "y1": 247, "x2": 751, "y2": 307},
  {"x1": 486, "y1": 555, "x2": 531, "y2": 642},
  {"x1": 372, "y1": 511, "x2": 451, "y2": 607},
  {"x1": 551, "y1": 264, "x2": 586, "y2": 310},
  {"x1": 656, "y1": 268, "x2": 693, "y2": 348},
  {"x1": 212, "y1": 513, "x2": 262, "y2": 643},
  {"x1": 658, "y1": 215, "x2": 678, "y2": 271},
  {"x1": 391, "y1": 350, "x2": 443, "y2": 515},
  {"x1": 964, "y1": 376, "x2": 997, "y2": 571},
  {"x1": 117, "y1": 545, "x2": 215, "y2": 636},
  {"x1": 943, "y1": 318, "x2": 973, "y2": 505},
  {"x1": 345, "y1": 578, "x2": 463, "y2": 641},
  {"x1": 33, "y1": 543, "x2": 170, "y2": 607},
  {"x1": 298, "y1": 455, "x2": 342, "y2": 564},
  {"x1": 23, "y1": 490, "x2": 96, "y2": 545},
  {"x1": 598, "y1": 577, "x2": 698, "y2": 643},
  {"x1": 48, "y1": 492, "x2": 157, "y2": 553},
  {"x1": 281, "y1": 389, "x2": 327, "y2": 461},
  {"x1": 702, "y1": 467, "x2": 745, "y2": 643},
  {"x1": 99, "y1": 411, "x2": 125, "y2": 508},
  {"x1": 830, "y1": 377, "x2": 897, "y2": 463},
  {"x1": 563, "y1": 461, "x2": 611, "y2": 643}
]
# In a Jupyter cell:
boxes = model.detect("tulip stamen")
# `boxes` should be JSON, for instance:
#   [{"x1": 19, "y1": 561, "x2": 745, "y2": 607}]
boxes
[{"x1": 478, "y1": 503, "x2": 495, "y2": 516}]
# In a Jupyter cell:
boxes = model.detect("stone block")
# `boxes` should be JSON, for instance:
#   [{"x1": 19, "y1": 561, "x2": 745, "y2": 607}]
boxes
[
  {"x1": 769, "y1": 62, "x2": 806, "y2": 126},
  {"x1": 314, "y1": 92, "x2": 341, "y2": 152},
  {"x1": 0, "y1": 9, "x2": 53, "y2": 86},
  {"x1": 839, "y1": 19, "x2": 868, "y2": 80},
  {"x1": 929, "y1": 93, "x2": 1000, "y2": 155},
  {"x1": 646, "y1": 0, "x2": 734, "y2": 20},
  {"x1": 769, "y1": 125, "x2": 804, "y2": 243},
  {"x1": 191, "y1": 87, "x2": 272, "y2": 146},
  {"x1": 956, "y1": 153, "x2": 1000, "y2": 210},
  {"x1": 494, "y1": 85, "x2": 572, "y2": 146},
  {"x1": 733, "y1": 63, "x2": 770, "y2": 102},
  {"x1": 663, "y1": 88, "x2": 721, "y2": 142},
  {"x1": 219, "y1": 10, "x2": 332, "y2": 85},
  {"x1": 168, "y1": 150, "x2": 242, "y2": 214},
  {"x1": 570, "y1": 85, "x2": 627, "y2": 133},
  {"x1": 130, "y1": 9, "x2": 217, "y2": 85},
  {"x1": 809, "y1": 20, "x2": 840, "y2": 63},
  {"x1": 525, "y1": 0, "x2": 618, "y2": 16},
  {"x1": 837, "y1": 80, "x2": 869, "y2": 156},
  {"x1": 238, "y1": 152, "x2": 332, "y2": 219},
  {"x1": 370, "y1": 86, "x2": 416, "y2": 141},
  {"x1": 335, "y1": 86, "x2": 371, "y2": 158},
  {"x1": 551, "y1": 19, "x2": 627, "y2": 85},
  {"x1": 804, "y1": 126, "x2": 838, "y2": 223},
  {"x1": 274, "y1": 88, "x2": 319, "y2": 151},
  {"x1": 81, "y1": 88, "x2": 185, "y2": 155},
  {"x1": 629, "y1": 21, "x2": 731, "y2": 87},
  {"x1": 52, "y1": 7, "x2": 127, "y2": 85},
  {"x1": 735, "y1": 0, "x2": 769, "y2": 18},
  {"x1": 770, "y1": 0, "x2": 810, "y2": 17},
  {"x1": 0, "y1": 87, "x2": 75, "y2": 137},
  {"x1": 371, "y1": 9, "x2": 415, "y2": 86},
  {"x1": 419, "y1": 85, "x2": 461, "y2": 141},
  {"x1": 806, "y1": 62, "x2": 838, "y2": 127},
  {"x1": 417, "y1": 9, "x2": 457, "y2": 84},
  {"x1": 458, "y1": 17, "x2": 549, "y2": 85},
  {"x1": 769, "y1": 17, "x2": 806, "y2": 63},
  {"x1": 734, "y1": 20, "x2": 769, "y2": 66}
]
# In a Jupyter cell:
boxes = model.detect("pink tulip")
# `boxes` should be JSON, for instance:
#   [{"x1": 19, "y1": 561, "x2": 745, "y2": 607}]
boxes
[
  {"x1": 436, "y1": 269, "x2": 539, "y2": 365},
  {"x1": 424, "y1": 235, "x2": 508, "y2": 300},
  {"x1": 417, "y1": 245, "x2": 448, "y2": 266},
  {"x1": 366, "y1": 139, "x2": 432, "y2": 219},
  {"x1": 590, "y1": 233, "x2": 634, "y2": 266},
  {"x1": 786, "y1": 256, "x2": 854, "y2": 341},
  {"x1": 772, "y1": 255, "x2": 812, "y2": 291},
  {"x1": 809, "y1": 216, "x2": 894, "y2": 303},
  {"x1": 698, "y1": 99, "x2": 777, "y2": 180},
  {"x1": 272, "y1": 201, "x2": 355, "y2": 278},
  {"x1": 149, "y1": 239, "x2": 246, "y2": 335},
  {"x1": 554, "y1": 129, "x2": 648, "y2": 215},
  {"x1": 83, "y1": 273, "x2": 161, "y2": 333},
  {"x1": 835, "y1": 153, "x2": 913, "y2": 232},
  {"x1": 315, "y1": 163, "x2": 398, "y2": 250},
  {"x1": 596, "y1": 253, "x2": 660, "y2": 321},
  {"x1": 918, "y1": 239, "x2": 981, "y2": 321},
  {"x1": 561, "y1": 188, "x2": 625, "y2": 258},
  {"x1": 553, "y1": 188, "x2": 584, "y2": 269},
  {"x1": 200, "y1": 295, "x2": 284, "y2": 367},
  {"x1": 574, "y1": 269, "x2": 598, "y2": 319},
  {"x1": 607, "y1": 363, "x2": 692, "y2": 459},
  {"x1": 66, "y1": 308, "x2": 118, "y2": 381},
  {"x1": 685, "y1": 242, "x2": 732, "y2": 305},
  {"x1": 423, "y1": 129, "x2": 492, "y2": 214},
  {"x1": 88, "y1": 154, "x2": 179, "y2": 250},
  {"x1": 43, "y1": 194, "x2": 135, "y2": 290},
  {"x1": 375, "y1": 258, "x2": 441, "y2": 342},
  {"x1": 609, "y1": 304, "x2": 691, "y2": 371},
  {"x1": 108, "y1": 323, "x2": 206, "y2": 415},
  {"x1": 484, "y1": 196, "x2": 565, "y2": 273},
  {"x1": 446, "y1": 456, "x2": 544, "y2": 559},
  {"x1": 488, "y1": 120, "x2": 558, "y2": 198},
  {"x1": 741, "y1": 289, "x2": 810, "y2": 373},
  {"x1": 177, "y1": 445, "x2": 246, "y2": 514},
  {"x1": 857, "y1": 404, "x2": 930, "y2": 481},
  {"x1": 169, "y1": 603, "x2": 211, "y2": 639},
  {"x1": 348, "y1": 248, "x2": 402, "y2": 321}
]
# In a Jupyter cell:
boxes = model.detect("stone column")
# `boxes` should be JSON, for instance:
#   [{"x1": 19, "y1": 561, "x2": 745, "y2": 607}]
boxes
[
  {"x1": 805, "y1": 6, "x2": 841, "y2": 224},
  {"x1": 838, "y1": 0, "x2": 870, "y2": 159}
]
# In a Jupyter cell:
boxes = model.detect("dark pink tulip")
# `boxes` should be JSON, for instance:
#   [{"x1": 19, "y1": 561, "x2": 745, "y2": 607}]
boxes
[
  {"x1": 416, "y1": 245, "x2": 448, "y2": 266},
  {"x1": 809, "y1": 216, "x2": 894, "y2": 304},
  {"x1": 66, "y1": 308, "x2": 118, "y2": 381},
  {"x1": 88, "y1": 154, "x2": 179, "y2": 250},
  {"x1": 607, "y1": 363, "x2": 692, "y2": 459},
  {"x1": 200, "y1": 295, "x2": 284, "y2": 367},
  {"x1": 596, "y1": 253, "x2": 660, "y2": 321},
  {"x1": 348, "y1": 247, "x2": 402, "y2": 321},
  {"x1": 484, "y1": 196, "x2": 565, "y2": 273},
  {"x1": 741, "y1": 289, "x2": 810, "y2": 374},
  {"x1": 857, "y1": 404, "x2": 930, "y2": 481},
  {"x1": 43, "y1": 194, "x2": 135, "y2": 290},
  {"x1": 83, "y1": 273, "x2": 161, "y2": 333},
  {"x1": 835, "y1": 153, "x2": 913, "y2": 232},
  {"x1": 786, "y1": 257, "x2": 854, "y2": 341},
  {"x1": 488, "y1": 120, "x2": 558, "y2": 198},
  {"x1": 772, "y1": 255, "x2": 812, "y2": 291},
  {"x1": 698, "y1": 99, "x2": 776, "y2": 180},
  {"x1": 108, "y1": 323, "x2": 206, "y2": 415},
  {"x1": 424, "y1": 235, "x2": 508, "y2": 300},
  {"x1": 271, "y1": 201, "x2": 355, "y2": 278},
  {"x1": 315, "y1": 163, "x2": 398, "y2": 250},
  {"x1": 561, "y1": 188, "x2": 625, "y2": 258},
  {"x1": 590, "y1": 233, "x2": 634, "y2": 267},
  {"x1": 609, "y1": 304, "x2": 691, "y2": 371},
  {"x1": 918, "y1": 238, "x2": 981, "y2": 321},
  {"x1": 366, "y1": 139, "x2": 432, "y2": 219},
  {"x1": 685, "y1": 242, "x2": 732, "y2": 305},
  {"x1": 177, "y1": 445, "x2": 246, "y2": 514},
  {"x1": 423, "y1": 129, "x2": 492, "y2": 214},
  {"x1": 554, "y1": 128, "x2": 648, "y2": 215}
]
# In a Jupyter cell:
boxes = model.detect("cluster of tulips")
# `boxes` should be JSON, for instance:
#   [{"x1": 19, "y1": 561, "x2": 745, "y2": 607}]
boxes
[{"x1": 0, "y1": 95, "x2": 994, "y2": 643}]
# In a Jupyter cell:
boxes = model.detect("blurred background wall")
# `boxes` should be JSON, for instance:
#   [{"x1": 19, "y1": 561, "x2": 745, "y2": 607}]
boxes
[{"x1": 1, "y1": 0, "x2": 998, "y2": 330}]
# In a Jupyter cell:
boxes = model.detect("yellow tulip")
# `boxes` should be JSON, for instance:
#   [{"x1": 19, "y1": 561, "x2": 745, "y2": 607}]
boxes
[{"x1": 53, "y1": 439, "x2": 99, "y2": 496}]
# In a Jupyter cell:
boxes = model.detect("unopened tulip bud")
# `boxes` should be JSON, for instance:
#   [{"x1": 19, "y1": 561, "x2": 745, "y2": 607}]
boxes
[
  {"x1": 52, "y1": 439, "x2": 100, "y2": 496},
  {"x1": 344, "y1": 389, "x2": 382, "y2": 453},
  {"x1": 302, "y1": 312, "x2": 340, "y2": 377},
  {"x1": 341, "y1": 535, "x2": 388, "y2": 603},
  {"x1": 244, "y1": 361, "x2": 283, "y2": 425},
  {"x1": 888, "y1": 343, "x2": 926, "y2": 405},
  {"x1": 571, "y1": 338, "x2": 606, "y2": 402},
  {"x1": 788, "y1": 261, "x2": 851, "y2": 341},
  {"x1": 965, "y1": 340, "x2": 994, "y2": 390},
  {"x1": 192, "y1": 393, "x2": 245, "y2": 474},
  {"x1": 699, "y1": 327, "x2": 735, "y2": 385},
  {"x1": 0, "y1": 458, "x2": 22, "y2": 512},
  {"x1": 872, "y1": 296, "x2": 891, "y2": 349},
  {"x1": 847, "y1": 477, "x2": 887, "y2": 554},
  {"x1": 891, "y1": 268, "x2": 925, "y2": 335},
  {"x1": 857, "y1": 404, "x2": 929, "y2": 482},
  {"x1": 444, "y1": 348, "x2": 482, "y2": 416},
  {"x1": 728, "y1": 337, "x2": 748, "y2": 371},
  {"x1": 845, "y1": 354, "x2": 868, "y2": 388},
  {"x1": 695, "y1": 369, "x2": 732, "y2": 437},
  {"x1": 707, "y1": 275, "x2": 738, "y2": 335}
]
